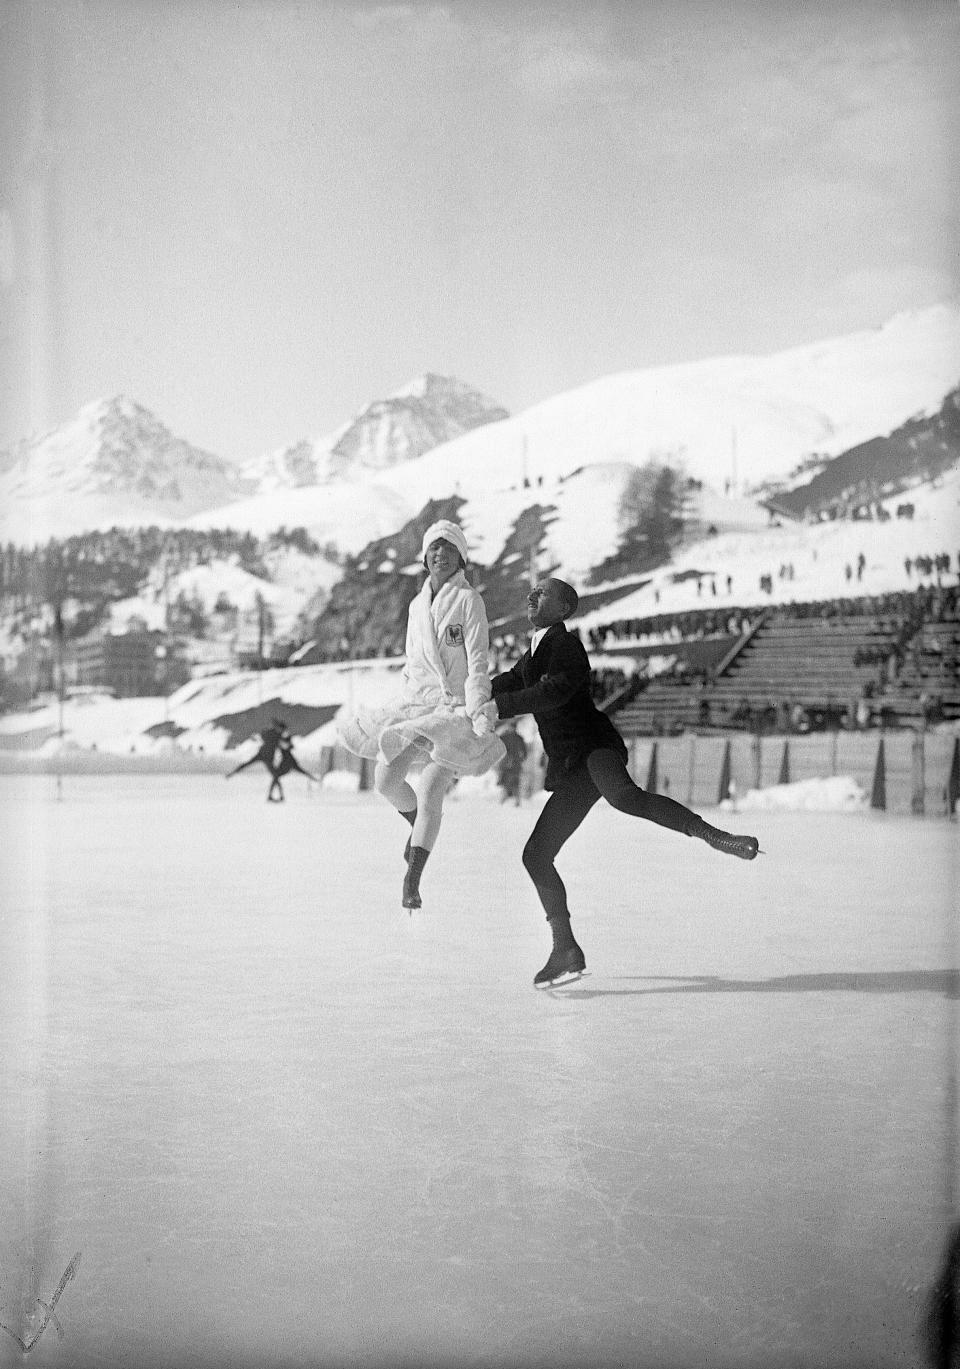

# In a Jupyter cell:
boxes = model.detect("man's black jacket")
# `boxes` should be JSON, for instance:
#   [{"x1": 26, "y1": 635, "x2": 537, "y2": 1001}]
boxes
[{"x1": 492, "y1": 622, "x2": 627, "y2": 790}]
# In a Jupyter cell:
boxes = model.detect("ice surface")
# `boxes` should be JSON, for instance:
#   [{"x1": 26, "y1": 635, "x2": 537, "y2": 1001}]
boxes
[{"x1": 0, "y1": 776, "x2": 957, "y2": 1369}]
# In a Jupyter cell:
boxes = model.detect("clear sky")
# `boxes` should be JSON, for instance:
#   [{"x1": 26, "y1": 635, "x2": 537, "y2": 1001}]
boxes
[{"x1": 1, "y1": 0, "x2": 957, "y2": 461}]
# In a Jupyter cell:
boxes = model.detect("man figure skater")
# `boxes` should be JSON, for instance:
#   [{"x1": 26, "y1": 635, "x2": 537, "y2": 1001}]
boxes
[
  {"x1": 491, "y1": 578, "x2": 760, "y2": 988},
  {"x1": 267, "y1": 727, "x2": 318, "y2": 802},
  {"x1": 225, "y1": 718, "x2": 285, "y2": 788}
]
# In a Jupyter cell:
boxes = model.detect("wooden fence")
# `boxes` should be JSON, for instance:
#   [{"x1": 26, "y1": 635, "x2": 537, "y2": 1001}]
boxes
[{"x1": 623, "y1": 728, "x2": 960, "y2": 817}]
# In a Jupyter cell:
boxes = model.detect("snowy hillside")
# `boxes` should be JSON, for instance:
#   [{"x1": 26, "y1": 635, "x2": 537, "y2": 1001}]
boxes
[
  {"x1": 104, "y1": 547, "x2": 343, "y2": 641},
  {"x1": 185, "y1": 479, "x2": 414, "y2": 555},
  {"x1": 366, "y1": 304, "x2": 960, "y2": 508},
  {"x1": 191, "y1": 302, "x2": 960, "y2": 567},
  {"x1": 576, "y1": 462, "x2": 960, "y2": 634}
]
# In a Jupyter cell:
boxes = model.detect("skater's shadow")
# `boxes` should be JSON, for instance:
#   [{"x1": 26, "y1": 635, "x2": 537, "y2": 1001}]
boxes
[{"x1": 551, "y1": 969, "x2": 960, "y2": 1001}]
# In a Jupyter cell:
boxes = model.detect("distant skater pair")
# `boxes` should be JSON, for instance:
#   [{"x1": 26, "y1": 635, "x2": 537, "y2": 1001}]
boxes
[
  {"x1": 339, "y1": 520, "x2": 759, "y2": 986},
  {"x1": 226, "y1": 718, "x2": 317, "y2": 801}
]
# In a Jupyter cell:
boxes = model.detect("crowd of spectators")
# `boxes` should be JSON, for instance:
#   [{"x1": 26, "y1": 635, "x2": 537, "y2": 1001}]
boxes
[
  {"x1": 904, "y1": 551, "x2": 956, "y2": 581},
  {"x1": 589, "y1": 667, "x2": 631, "y2": 703},
  {"x1": 619, "y1": 581, "x2": 960, "y2": 736},
  {"x1": 584, "y1": 609, "x2": 755, "y2": 653},
  {"x1": 784, "y1": 586, "x2": 953, "y2": 622}
]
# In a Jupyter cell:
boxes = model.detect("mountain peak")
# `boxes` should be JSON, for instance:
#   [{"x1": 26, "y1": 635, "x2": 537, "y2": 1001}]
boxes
[
  {"x1": 323, "y1": 374, "x2": 509, "y2": 479},
  {"x1": 389, "y1": 373, "x2": 497, "y2": 403},
  {"x1": 0, "y1": 396, "x2": 247, "y2": 542}
]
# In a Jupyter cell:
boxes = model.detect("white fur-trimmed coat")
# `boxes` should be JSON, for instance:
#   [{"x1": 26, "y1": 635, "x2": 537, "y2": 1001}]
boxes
[{"x1": 338, "y1": 572, "x2": 506, "y2": 776}]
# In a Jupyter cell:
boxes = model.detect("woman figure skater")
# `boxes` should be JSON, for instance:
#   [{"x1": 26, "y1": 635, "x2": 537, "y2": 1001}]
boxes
[{"x1": 338, "y1": 519, "x2": 505, "y2": 909}]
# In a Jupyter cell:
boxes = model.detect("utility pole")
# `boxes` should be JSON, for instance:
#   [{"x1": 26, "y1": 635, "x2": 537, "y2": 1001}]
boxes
[{"x1": 53, "y1": 601, "x2": 64, "y2": 801}]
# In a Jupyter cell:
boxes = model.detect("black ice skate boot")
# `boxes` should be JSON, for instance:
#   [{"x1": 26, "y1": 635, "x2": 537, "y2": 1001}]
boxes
[
  {"x1": 400, "y1": 807, "x2": 417, "y2": 863},
  {"x1": 534, "y1": 916, "x2": 586, "y2": 988},
  {"x1": 690, "y1": 817, "x2": 760, "y2": 860},
  {"x1": 402, "y1": 845, "x2": 430, "y2": 909}
]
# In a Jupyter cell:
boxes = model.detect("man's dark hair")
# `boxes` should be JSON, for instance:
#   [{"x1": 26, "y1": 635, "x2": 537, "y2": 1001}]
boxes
[{"x1": 552, "y1": 579, "x2": 579, "y2": 619}]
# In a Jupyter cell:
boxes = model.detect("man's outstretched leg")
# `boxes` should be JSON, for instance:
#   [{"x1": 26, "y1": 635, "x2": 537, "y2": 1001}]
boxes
[
  {"x1": 585, "y1": 749, "x2": 760, "y2": 859},
  {"x1": 521, "y1": 774, "x2": 599, "y2": 986},
  {"x1": 225, "y1": 755, "x2": 258, "y2": 780}
]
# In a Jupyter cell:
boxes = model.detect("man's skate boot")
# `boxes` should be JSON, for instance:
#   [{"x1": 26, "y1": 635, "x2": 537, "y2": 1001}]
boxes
[
  {"x1": 534, "y1": 942, "x2": 587, "y2": 988},
  {"x1": 402, "y1": 845, "x2": 429, "y2": 909},
  {"x1": 693, "y1": 819, "x2": 760, "y2": 860},
  {"x1": 534, "y1": 914, "x2": 586, "y2": 987}
]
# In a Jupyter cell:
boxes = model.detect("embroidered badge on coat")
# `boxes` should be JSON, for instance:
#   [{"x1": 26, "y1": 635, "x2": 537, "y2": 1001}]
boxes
[{"x1": 446, "y1": 623, "x2": 464, "y2": 645}]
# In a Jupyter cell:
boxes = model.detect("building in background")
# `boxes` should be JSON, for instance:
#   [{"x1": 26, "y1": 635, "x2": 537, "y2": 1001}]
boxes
[{"x1": 70, "y1": 628, "x2": 187, "y2": 697}]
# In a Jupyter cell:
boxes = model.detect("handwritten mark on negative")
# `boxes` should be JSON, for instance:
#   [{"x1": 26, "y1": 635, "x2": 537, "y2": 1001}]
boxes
[{"x1": 0, "y1": 1252, "x2": 81, "y2": 1353}]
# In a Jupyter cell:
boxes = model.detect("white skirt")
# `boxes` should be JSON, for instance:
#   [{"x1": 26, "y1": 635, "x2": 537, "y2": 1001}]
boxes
[{"x1": 338, "y1": 696, "x2": 505, "y2": 777}]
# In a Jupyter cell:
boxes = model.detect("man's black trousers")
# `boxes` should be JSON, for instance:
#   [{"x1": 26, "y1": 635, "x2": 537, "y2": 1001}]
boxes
[{"x1": 521, "y1": 746, "x2": 698, "y2": 921}]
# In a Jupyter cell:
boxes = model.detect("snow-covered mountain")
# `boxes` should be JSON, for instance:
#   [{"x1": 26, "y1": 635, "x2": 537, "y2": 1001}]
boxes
[
  {"x1": 241, "y1": 373, "x2": 510, "y2": 490},
  {"x1": 3, "y1": 304, "x2": 959, "y2": 558},
  {"x1": 0, "y1": 397, "x2": 251, "y2": 542}
]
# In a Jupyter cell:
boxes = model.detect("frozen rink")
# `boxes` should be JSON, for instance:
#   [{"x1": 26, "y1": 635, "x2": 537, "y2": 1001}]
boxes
[{"x1": 1, "y1": 773, "x2": 957, "y2": 1369}]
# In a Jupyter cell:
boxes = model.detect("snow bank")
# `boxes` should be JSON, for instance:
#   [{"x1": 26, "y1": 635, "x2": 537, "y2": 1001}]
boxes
[
  {"x1": 722, "y1": 775, "x2": 867, "y2": 812},
  {"x1": 321, "y1": 769, "x2": 361, "y2": 792}
]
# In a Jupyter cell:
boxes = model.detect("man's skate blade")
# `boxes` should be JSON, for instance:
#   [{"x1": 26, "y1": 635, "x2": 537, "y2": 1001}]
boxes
[{"x1": 535, "y1": 969, "x2": 590, "y2": 990}]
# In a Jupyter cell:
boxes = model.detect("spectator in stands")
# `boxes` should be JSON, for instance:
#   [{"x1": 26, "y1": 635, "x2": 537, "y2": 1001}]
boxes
[
  {"x1": 790, "y1": 703, "x2": 810, "y2": 734},
  {"x1": 337, "y1": 520, "x2": 505, "y2": 910},
  {"x1": 496, "y1": 721, "x2": 528, "y2": 805}
]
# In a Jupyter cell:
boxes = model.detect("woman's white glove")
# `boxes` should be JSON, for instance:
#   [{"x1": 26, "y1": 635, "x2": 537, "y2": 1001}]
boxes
[{"x1": 471, "y1": 701, "x2": 499, "y2": 738}]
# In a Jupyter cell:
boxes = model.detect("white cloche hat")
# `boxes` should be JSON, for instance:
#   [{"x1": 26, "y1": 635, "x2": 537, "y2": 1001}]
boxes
[{"x1": 420, "y1": 519, "x2": 469, "y2": 565}]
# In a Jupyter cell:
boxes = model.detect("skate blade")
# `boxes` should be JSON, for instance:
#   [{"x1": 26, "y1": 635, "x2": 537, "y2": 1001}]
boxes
[{"x1": 535, "y1": 969, "x2": 590, "y2": 990}]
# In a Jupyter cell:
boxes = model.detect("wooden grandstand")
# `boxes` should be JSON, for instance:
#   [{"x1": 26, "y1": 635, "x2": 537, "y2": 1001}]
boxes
[{"x1": 610, "y1": 589, "x2": 960, "y2": 737}]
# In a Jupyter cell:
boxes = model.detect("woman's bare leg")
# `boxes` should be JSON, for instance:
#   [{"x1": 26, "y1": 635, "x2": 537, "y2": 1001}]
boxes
[
  {"x1": 374, "y1": 745, "x2": 419, "y2": 817},
  {"x1": 412, "y1": 761, "x2": 454, "y2": 851}
]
